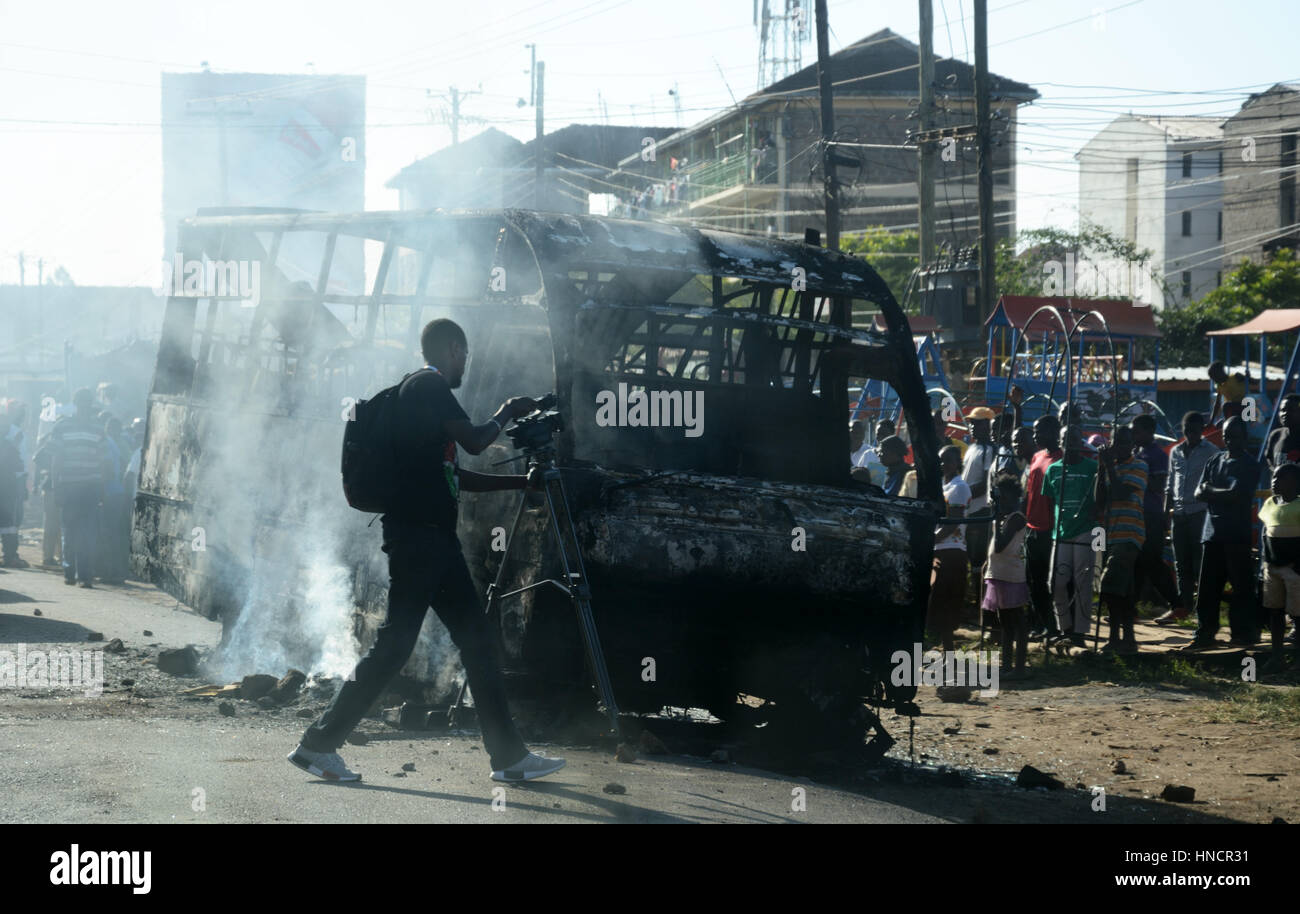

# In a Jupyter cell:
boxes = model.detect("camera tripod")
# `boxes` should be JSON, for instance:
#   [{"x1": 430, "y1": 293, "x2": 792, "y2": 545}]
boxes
[{"x1": 448, "y1": 447, "x2": 622, "y2": 738}]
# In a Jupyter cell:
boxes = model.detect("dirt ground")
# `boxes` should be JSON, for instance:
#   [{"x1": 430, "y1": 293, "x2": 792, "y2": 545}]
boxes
[
  {"x1": 867, "y1": 616, "x2": 1300, "y2": 824},
  {"x1": 6, "y1": 527, "x2": 1298, "y2": 823}
]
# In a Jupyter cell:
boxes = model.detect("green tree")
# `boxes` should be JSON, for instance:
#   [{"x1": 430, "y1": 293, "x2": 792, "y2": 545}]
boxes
[
  {"x1": 1158, "y1": 248, "x2": 1300, "y2": 367},
  {"x1": 994, "y1": 223, "x2": 1165, "y2": 300},
  {"x1": 841, "y1": 227, "x2": 920, "y2": 309}
]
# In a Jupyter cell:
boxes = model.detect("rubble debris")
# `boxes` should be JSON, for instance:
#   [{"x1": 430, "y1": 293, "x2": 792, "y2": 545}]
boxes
[
  {"x1": 936, "y1": 685, "x2": 974, "y2": 703},
  {"x1": 86, "y1": 632, "x2": 104, "y2": 642},
  {"x1": 710, "y1": 749, "x2": 729, "y2": 764},
  {"x1": 1160, "y1": 784, "x2": 1196, "y2": 803},
  {"x1": 157, "y1": 646, "x2": 199, "y2": 676},
  {"x1": 296, "y1": 708, "x2": 314, "y2": 719},
  {"x1": 1016, "y1": 765, "x2": 1064, "y2": 791},
  {"x1": 269, "y1": 669, "x2": 307, "y2": 704},
  {"x1": 256, "y1": 696, "x2": 279, "y2": 710},
  {"x1": 942, "y1": 726, "x2": 960, "y2": 735},
  {"x1": 1272, "y1": 817, "x2": 1288, "y2": 824},
  {"x1": 393, "y1": 771, "x2": 407, "y2": 778},
  {"x1": 401, "y1": 762, "x2": 416, "y2": 772},
  {"x1": 982, "y1": 747, "x2": 999, "y2": 755},
  {"x1": 32, "y1": 608, "x2": 41, "y2": 616},
  {"x1": 143, "y1": 630, "x2": 152, "y2": 636},
  {"x1": 121, "y1": 679, "x2": 134, "y2": 687},
  {"x1": 615, "y1": 743, "x2": 637, "y2": 763},
  {"x1": 217, "y1": 702, "x2": 236, "y2": 717},
  {"x1": 1110, "y1": 759, "x2": 1127, "y2": 774},
  {"x1": 637, "y1": 730, "x2": 669, "y2": 755},
  {"x1": 602, "y1": 783, "x2": 627, "y2": 795},
  {"x1": 239, "y1": 674, "x2": 279, "y2": 700},
  {"x1": 105, "y1": 638, "x2": 126, "y2": 653},
  {"x1": 180, "y1": 683, "x2": 240, "y2": 698},
  {"x1": 345, "y1": 733, "x2": 369, "y2": 746}
]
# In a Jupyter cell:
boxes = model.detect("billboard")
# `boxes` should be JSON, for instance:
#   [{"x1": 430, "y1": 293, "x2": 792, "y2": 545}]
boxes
[{"x1": 161, "y1": 72, "x2": 366, "y2": 295}]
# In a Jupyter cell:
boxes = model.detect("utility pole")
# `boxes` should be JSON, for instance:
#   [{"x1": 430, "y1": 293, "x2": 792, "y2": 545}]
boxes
[
  {"x1": 975, "y1": 0, "x2": 995, "y2": 321},
  {"x1": 534, "y1": 61, "x2": 545, "y2": 210},
  {"x1": 526, "y1": 44, "x2": 537, "y2": 106},
  {"x1": 917, "y1": 0, "x2": 936, "y2": 269},
  {"x1": 813, "y1": 0, "x2": 839, "y2": 252}
]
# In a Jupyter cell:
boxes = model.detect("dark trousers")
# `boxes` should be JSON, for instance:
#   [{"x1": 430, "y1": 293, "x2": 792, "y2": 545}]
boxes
[
  {"x1": 42, "y1": 487, "x2": 61, "y2": 563},
  {"x1": 1193, "y1": 541, "x2": 1256, "y2": 641},
  {"x1": 1024, "y1": 527, "x2": 1057, "y2": 633},
  {"x1": 58, "y1": 483, "x2": 100, "y2": 584},
  {"x1": 1171, "y1": 511, "x2": 1205, "y2": 610},
  {"x1": 302, "y1": 520, "x2": 527, "y2": 771},
  {"x1": 98, "y1": 492, "x2": 129, "y2": 582},
  {"x1": 1133, "y1": 514, "x2": 1183, "y2": 610}
]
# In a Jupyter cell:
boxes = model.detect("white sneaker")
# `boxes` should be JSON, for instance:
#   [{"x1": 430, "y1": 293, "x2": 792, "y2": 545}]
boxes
[
  {"x1": 491, "y1": 751, "x2": 566, "y2": 782},
  {"x1": 287, "y1": 744, "x2": 362, "y2": 782}
]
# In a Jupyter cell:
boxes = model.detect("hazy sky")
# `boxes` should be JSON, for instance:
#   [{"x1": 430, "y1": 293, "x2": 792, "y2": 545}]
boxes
[{"x1": 1, "y1": 0, "x2": 1296, "y2": 287}]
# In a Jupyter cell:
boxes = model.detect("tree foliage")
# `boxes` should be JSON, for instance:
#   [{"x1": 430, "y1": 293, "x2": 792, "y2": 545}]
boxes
[
  {"x1": 1158, "y1": 248, "x2": 1300, "y2": 367},
  {"x1": 994, "y1": 223, "x2": 1165, "y2": 300},
  {"x1": 841, "y1": 227, "x2": 920, "y2": 309}
]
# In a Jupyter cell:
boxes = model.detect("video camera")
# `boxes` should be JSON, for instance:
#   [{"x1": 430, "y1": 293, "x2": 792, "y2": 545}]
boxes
[{"x1": 505, "y1": 393, "x2": 562, "y2": 454}]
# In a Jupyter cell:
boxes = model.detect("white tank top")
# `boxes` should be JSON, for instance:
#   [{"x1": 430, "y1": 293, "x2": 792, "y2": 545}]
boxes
[{"x1": 986, "y1": 522, "x2": 1027, "y2": 583}]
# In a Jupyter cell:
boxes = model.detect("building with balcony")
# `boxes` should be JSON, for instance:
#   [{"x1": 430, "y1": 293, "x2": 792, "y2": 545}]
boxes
[{"x1": 604, "y1": 28, "x2": 1037, "y2": 246}]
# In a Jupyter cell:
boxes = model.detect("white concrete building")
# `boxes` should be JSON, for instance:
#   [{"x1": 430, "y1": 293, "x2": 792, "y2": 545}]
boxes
[{"x1": 1076, "y1": 115, "x2": 1225, "y2": 309}]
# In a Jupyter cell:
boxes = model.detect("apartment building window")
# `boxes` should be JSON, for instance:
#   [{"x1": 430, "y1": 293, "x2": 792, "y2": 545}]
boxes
[
  {"x1": 1218, "y1": 150, "x2": 1224, "y2": 174},
  {"x1": 1182, "y1": 271, "x2": 1192, "y2": 300},
  {"x1": 1217, "y1": 211, "x2": 1223, "y2": 241},
  {"x1": 1182, "y1": 151, "x2": 1193, "y2": 178},
  {"x1": 1216, "y1": 271, "x2": 1222, "y2": 288},
  {"x1": 1182, "y1": 211, "x2": 1192, "y2": 236}
]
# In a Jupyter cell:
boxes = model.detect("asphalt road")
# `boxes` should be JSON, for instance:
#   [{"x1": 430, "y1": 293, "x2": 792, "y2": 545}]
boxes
[{"x1": 0, "y1": 562, "x2": 945, "y2": 824}]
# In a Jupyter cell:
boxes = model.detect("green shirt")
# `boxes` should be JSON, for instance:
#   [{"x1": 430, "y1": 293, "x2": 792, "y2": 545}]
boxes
[{"x1": 1042, "y1": 457, "x2": 1099, "y2": 541}]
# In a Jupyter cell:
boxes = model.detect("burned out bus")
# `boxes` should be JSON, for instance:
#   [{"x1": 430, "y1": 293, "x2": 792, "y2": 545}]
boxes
[{"x1": 135, "y1": 208, "x2": 942, "y2": 748}]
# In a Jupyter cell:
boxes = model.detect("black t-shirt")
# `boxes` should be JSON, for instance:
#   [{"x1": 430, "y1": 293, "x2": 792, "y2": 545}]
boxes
[
  {"x1": 386, "y1": 368, "x2": 470, "y2": 528},
  {"x1": 1266, "y1": 426, "x2": 1300, "y2": 470}
]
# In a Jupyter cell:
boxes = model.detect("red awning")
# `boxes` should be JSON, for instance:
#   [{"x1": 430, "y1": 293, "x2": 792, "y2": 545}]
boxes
[
  {"x1": 987, "y1": 295, "x2": 1161, "y2": 338},
  {"x1": 1206, "y1": 309, "x2": 1300, "y2": 336}
]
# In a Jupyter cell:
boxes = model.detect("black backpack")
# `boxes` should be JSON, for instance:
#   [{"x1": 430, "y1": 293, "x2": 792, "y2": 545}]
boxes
[{"x1": 341, "y1": 369, "x2": 428, "y2": 513}]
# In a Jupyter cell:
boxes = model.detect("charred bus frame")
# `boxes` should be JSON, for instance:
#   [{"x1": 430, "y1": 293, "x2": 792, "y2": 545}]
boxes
[{"x1": 136, "y1": 209, "x2": 942, "y2": 747}]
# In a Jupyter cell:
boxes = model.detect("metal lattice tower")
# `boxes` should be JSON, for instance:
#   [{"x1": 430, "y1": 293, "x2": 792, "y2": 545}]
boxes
[{"x1": 755, "y1": 0, "x2": 811, "y2": 90}]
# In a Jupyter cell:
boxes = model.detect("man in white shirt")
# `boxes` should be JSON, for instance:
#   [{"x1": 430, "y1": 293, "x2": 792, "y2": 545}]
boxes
[
  {"x1": 928, "y1": 446, "x2": 972, "y2": 651},
  {"x1": 962, "y1": 406, "x2": 997, "y2": 587}
]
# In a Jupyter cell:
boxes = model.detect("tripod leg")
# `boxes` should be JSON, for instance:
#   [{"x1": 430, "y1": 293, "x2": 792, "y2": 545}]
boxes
[
  {"x1": 450, "y1": 490, "x2": 530, "y2": 726},
  {"x1": 542, "y1": 468, "x2": 622, "y2": 737}
]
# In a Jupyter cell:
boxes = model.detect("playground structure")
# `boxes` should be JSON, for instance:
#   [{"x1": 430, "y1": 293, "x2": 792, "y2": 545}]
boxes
[
  {"x1": 850, "y1": 315, "x2": 956, "y2": 443},
  {"x1": 983, "y1": 295, "x2": 1161, "y2": 434},
  {"x1": 1206, "y1": 308, "x2": 1300, "y2": 461}
]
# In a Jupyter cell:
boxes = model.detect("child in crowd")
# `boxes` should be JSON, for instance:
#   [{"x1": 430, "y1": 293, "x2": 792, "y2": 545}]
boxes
[
  {"x1": 983, "y1": 474, "x2": 1030, "y2": 679},
  {"x1": 1259, "y1": 462, "x2": 1300, "y2": 670}
]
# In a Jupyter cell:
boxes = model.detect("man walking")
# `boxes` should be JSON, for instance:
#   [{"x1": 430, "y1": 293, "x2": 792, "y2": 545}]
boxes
[
  {"x1": 1184, "y1": 417, "x2": 1259, "y2": 649},
  {"x1": 290, "y1": 319, "x2": 566, "y2": 784},
  {"x1": 34, "y1": 389, "x2": 109, "y2": 587},
  {"x1": 1159, "y1": 411, "x2": 1217, "y2": 623}
]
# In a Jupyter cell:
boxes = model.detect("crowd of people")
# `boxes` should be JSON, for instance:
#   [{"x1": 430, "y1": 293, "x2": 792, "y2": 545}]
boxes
[
  {"x1": 850, "y1": 373, "x2": 1300, "y2": 673},
  {"x1": 0, "y1": 384, "x2": 144, "y2": 588}
]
